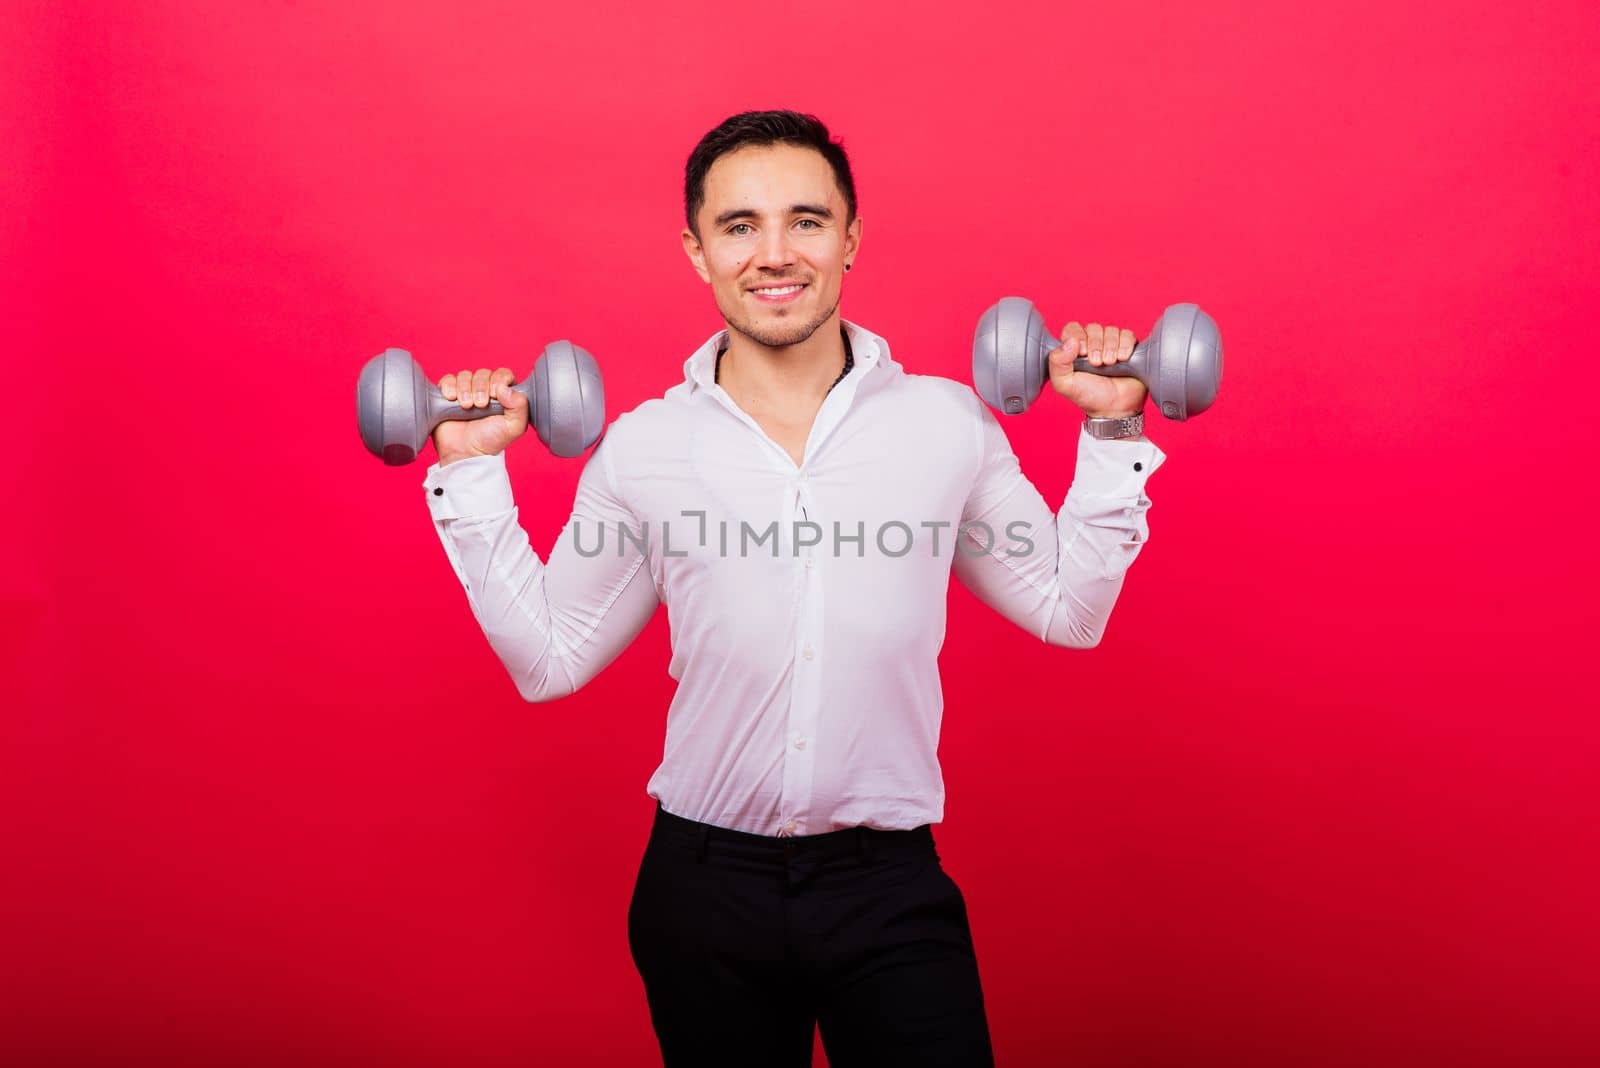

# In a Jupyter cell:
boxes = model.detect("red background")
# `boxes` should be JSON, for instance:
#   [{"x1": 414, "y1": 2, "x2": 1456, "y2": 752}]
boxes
[{"x1": 5, "y1": 1, "x2": 1598, "y2": 1064}]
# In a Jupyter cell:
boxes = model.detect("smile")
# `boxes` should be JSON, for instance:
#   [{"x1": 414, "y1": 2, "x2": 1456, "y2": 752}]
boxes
[{"x1": 749, "y1": 284, "x2": 807, "y2": 304}]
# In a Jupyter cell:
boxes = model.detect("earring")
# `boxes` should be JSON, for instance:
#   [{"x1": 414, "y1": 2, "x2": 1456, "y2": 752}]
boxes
[{"x1": 845, "y1": 263, "x2": 852, "y2": 272}]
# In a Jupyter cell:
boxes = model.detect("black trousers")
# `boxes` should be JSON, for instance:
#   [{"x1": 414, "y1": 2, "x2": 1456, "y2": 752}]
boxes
[{"x1": 627, "y1": 800, "x2": 995, "y2": 1067}]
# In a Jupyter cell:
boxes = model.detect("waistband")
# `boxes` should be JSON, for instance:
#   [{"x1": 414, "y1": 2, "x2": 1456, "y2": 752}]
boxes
[{"x1": 650, "y1": 799, "x2": 935, "y2": 867}]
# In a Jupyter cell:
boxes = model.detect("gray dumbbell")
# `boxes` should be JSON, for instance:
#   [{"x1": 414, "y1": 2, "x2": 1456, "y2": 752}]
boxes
[
  {"x1": 972, "y1": 297, "x2": 1222, "y2": 421},
  {"x1": 356, "y1": 339, "x2": 605, "y2": 465}
]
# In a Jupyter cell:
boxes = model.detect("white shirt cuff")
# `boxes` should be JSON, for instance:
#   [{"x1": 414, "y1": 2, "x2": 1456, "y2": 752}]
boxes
[
  {"x1": 422, "y1": 453, "x2": 515, "y2": 520},
  {"x1": 1069, "y1": 423, "x2": 1167, "y2": 498}
]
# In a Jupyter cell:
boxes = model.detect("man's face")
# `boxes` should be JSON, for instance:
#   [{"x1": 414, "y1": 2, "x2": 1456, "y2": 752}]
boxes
[{"x1": 682, "y1": 143, "x2": 862, "y2": 349}]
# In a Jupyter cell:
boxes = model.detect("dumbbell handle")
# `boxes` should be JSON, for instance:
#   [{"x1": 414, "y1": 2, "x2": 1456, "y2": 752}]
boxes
[
  {"x1": 1068, "y1": 345, "x2": 1144, "y2": 378},
  {"x1": 425, "y1": 375, "x2": 537, "y2": 425},
  {"x1": 1031, "y1": 328, "x2": 1149, "y2": 379}
]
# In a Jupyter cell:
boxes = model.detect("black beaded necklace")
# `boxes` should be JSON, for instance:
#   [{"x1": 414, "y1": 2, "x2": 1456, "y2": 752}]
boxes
[{"x1": 715, "y1": 325, "x2": 855, "y2": 392}]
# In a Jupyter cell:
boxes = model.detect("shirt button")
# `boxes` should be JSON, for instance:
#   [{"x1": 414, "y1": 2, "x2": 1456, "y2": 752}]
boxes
[
  {"x1": 793, "y1": 736, "x2": 807, "y2": 750},
  {"x1": 781, "y1": 819, "x2": 797, "y2": 835},
  {"x1": 804, "y1": 556, "x2": 815, "y2": 569},
  {"x1": 802, "y1": 645, "x2": 814, "y2": 661}
]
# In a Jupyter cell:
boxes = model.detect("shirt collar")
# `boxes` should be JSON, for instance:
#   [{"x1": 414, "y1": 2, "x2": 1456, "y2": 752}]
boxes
[{"x1": 683, "y1": 318, "x2": 889, "y2": 394}]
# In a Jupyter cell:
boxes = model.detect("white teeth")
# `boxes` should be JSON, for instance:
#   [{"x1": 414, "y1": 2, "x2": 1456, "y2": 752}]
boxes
[{"x1": 753, "y1": 285, "x2": 803, "y2": 295}]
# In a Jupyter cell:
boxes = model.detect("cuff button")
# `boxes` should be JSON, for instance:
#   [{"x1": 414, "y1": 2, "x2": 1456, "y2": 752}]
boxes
[
  {"x1": 1133, "y1": 462, "x2": 1143, "y2": 472},
  {"x1": 433, "y1": 487, "x2": 444, "y2": 496}
]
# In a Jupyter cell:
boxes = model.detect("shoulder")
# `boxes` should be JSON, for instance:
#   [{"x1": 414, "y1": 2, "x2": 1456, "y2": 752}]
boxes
[
  {"x1": 892, "y1": 371, "x2": 988, "y2": 423},
  {"x1": 592, "y1": 389, "x2": 689, "y2": 463}
]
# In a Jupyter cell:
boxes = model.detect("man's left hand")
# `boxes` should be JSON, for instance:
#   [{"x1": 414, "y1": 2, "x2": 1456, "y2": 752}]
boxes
[{"x1": 1047, "y1": 321, "x2": 1149, "y2": 418}]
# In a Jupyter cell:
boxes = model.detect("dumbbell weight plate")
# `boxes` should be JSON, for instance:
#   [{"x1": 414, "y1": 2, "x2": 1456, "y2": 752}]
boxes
[
  {"x1": 972, "y1": 296, "x2": 1056, "y2": 416},
  {"x1": 530, "y1": 339, "x2": 606, "y2": 458},
  {"x1": 1143, "y1": 303, "x2": 1223, "y2": 421},
  {"x1": 356, "y1": 348, "x2": 431, "y2": 465}
]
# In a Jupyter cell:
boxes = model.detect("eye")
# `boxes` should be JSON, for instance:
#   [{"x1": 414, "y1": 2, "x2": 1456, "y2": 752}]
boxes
[
  {"x1": 796, "y1": 219, "x2": 821, "y2": 230},
  {"x1": 728, "y1": 223, "x2": 753, "y2": 236}
]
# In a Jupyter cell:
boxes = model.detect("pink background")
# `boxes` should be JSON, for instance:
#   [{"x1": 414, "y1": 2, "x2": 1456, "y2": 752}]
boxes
[{"x1": 5, "y1": 1, "x2": 1597, "y2": 1064}]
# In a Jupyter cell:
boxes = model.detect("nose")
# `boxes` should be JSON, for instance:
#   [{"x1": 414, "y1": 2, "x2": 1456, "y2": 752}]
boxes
[{"x1": 751, "y1": 226, "x2": 796, "y2": 271}]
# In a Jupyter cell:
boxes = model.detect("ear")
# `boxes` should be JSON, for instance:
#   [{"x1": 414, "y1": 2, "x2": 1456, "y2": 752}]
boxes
[
  {"x1": 681, "y1": 228, "x2": 711, "y2": 284},
  {"x1": 844, "y1": 215, "x2": 863, "y2": 265}
]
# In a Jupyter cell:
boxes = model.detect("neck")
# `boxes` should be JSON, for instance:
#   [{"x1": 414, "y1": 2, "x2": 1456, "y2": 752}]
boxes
[{"x1": 717, "y1": 318, "x2": 849, "y2": 410}]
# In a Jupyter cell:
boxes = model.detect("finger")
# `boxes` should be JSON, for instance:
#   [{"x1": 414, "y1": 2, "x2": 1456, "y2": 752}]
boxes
[
  {"x1": 1117, "y1": 327, "x2": 1136, "y2": 363},
  {"x1": 1086, "y1": 323, "x2": 1104, "y2": 365},
  {"x1": 439, "y1": 372, "x2": 458, "y2": 402},
  {"x1": 1047, "y1": 347, "x2": 1080, "y2": 398},
  {"x1": 1102, "y1": 328, "x2": 1120, "y2": 364},
  {"x1": 457, "y1": 370, "x2": 475, "y2": 408},
  {"x1": 499, "y1": 379, "x2": 530, "y2": 431},
  {"x1": 1061, "y1": 321, "x2": 1086, "y2": 358},
  {"x1": 499, "y1": 379, "x2": 529, "y2": 408},
  {"x1": 471, "y1": 368, "x2": 493, "y2": 408},
  {"x1": 489, "y1": 367, "x2": 515, "y2": 402}
]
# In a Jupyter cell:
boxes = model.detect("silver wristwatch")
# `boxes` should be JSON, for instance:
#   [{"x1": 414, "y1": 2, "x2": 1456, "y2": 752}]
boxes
[{"x1": 1084, "y1": 411, "x2": 1145, "y2": 440}]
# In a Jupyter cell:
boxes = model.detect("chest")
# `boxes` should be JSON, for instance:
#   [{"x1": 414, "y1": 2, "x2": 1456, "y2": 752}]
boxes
[
  {"x1": 619, "y1": 393, "x2": 981, "y2": 568},
  {"x1": 751, "y1": 411, "x2": 813, "y2": 469}
]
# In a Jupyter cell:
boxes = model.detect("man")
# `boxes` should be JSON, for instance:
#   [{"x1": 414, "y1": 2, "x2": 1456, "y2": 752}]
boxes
[{"x1": 422, "y1": 110, "x2": 1165, "y2": 1066}]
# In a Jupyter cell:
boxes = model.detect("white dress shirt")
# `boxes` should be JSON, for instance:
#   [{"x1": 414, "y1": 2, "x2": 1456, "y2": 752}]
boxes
[{"x1": 423, "y1": 318, "x2": 1167, "y2": 836}]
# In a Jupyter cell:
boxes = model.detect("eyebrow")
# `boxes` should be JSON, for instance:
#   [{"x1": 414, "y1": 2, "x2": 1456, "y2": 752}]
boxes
[{"x1": 713, "y1": 203, "x2": 834, "y2": 228}]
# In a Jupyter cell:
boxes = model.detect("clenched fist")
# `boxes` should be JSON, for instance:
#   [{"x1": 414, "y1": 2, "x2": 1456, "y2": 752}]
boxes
[
  {"x1": 433, "y1": 367, "x2": 530, "y2": 464},
  {"x1": 1047, "y1": 321, "x2": 1150, "y2": 418}
]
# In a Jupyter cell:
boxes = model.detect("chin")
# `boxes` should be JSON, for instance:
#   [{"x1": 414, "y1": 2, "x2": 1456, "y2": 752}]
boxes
[
  {"x1": 740, "y1": 318, "x2": 823, "y2": 349},
  {"x1": 719, "y1": 291, "x2": 839, "y2": 349}
]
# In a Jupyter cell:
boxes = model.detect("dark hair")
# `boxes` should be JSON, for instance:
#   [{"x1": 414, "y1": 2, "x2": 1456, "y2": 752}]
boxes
[{"x1": 684, "y1": 110, "x2": 858, "y2": 241}]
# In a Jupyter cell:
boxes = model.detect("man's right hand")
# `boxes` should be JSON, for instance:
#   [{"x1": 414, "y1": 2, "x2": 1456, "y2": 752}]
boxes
[{"x1": 433, "y1": 367, "x2": 530, "y2": 465}]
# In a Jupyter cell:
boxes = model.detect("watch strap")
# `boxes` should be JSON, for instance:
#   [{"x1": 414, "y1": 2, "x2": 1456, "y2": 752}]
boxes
[{"x1": 1084, "y1": 411, "x2": 1145, "y2": 440}]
